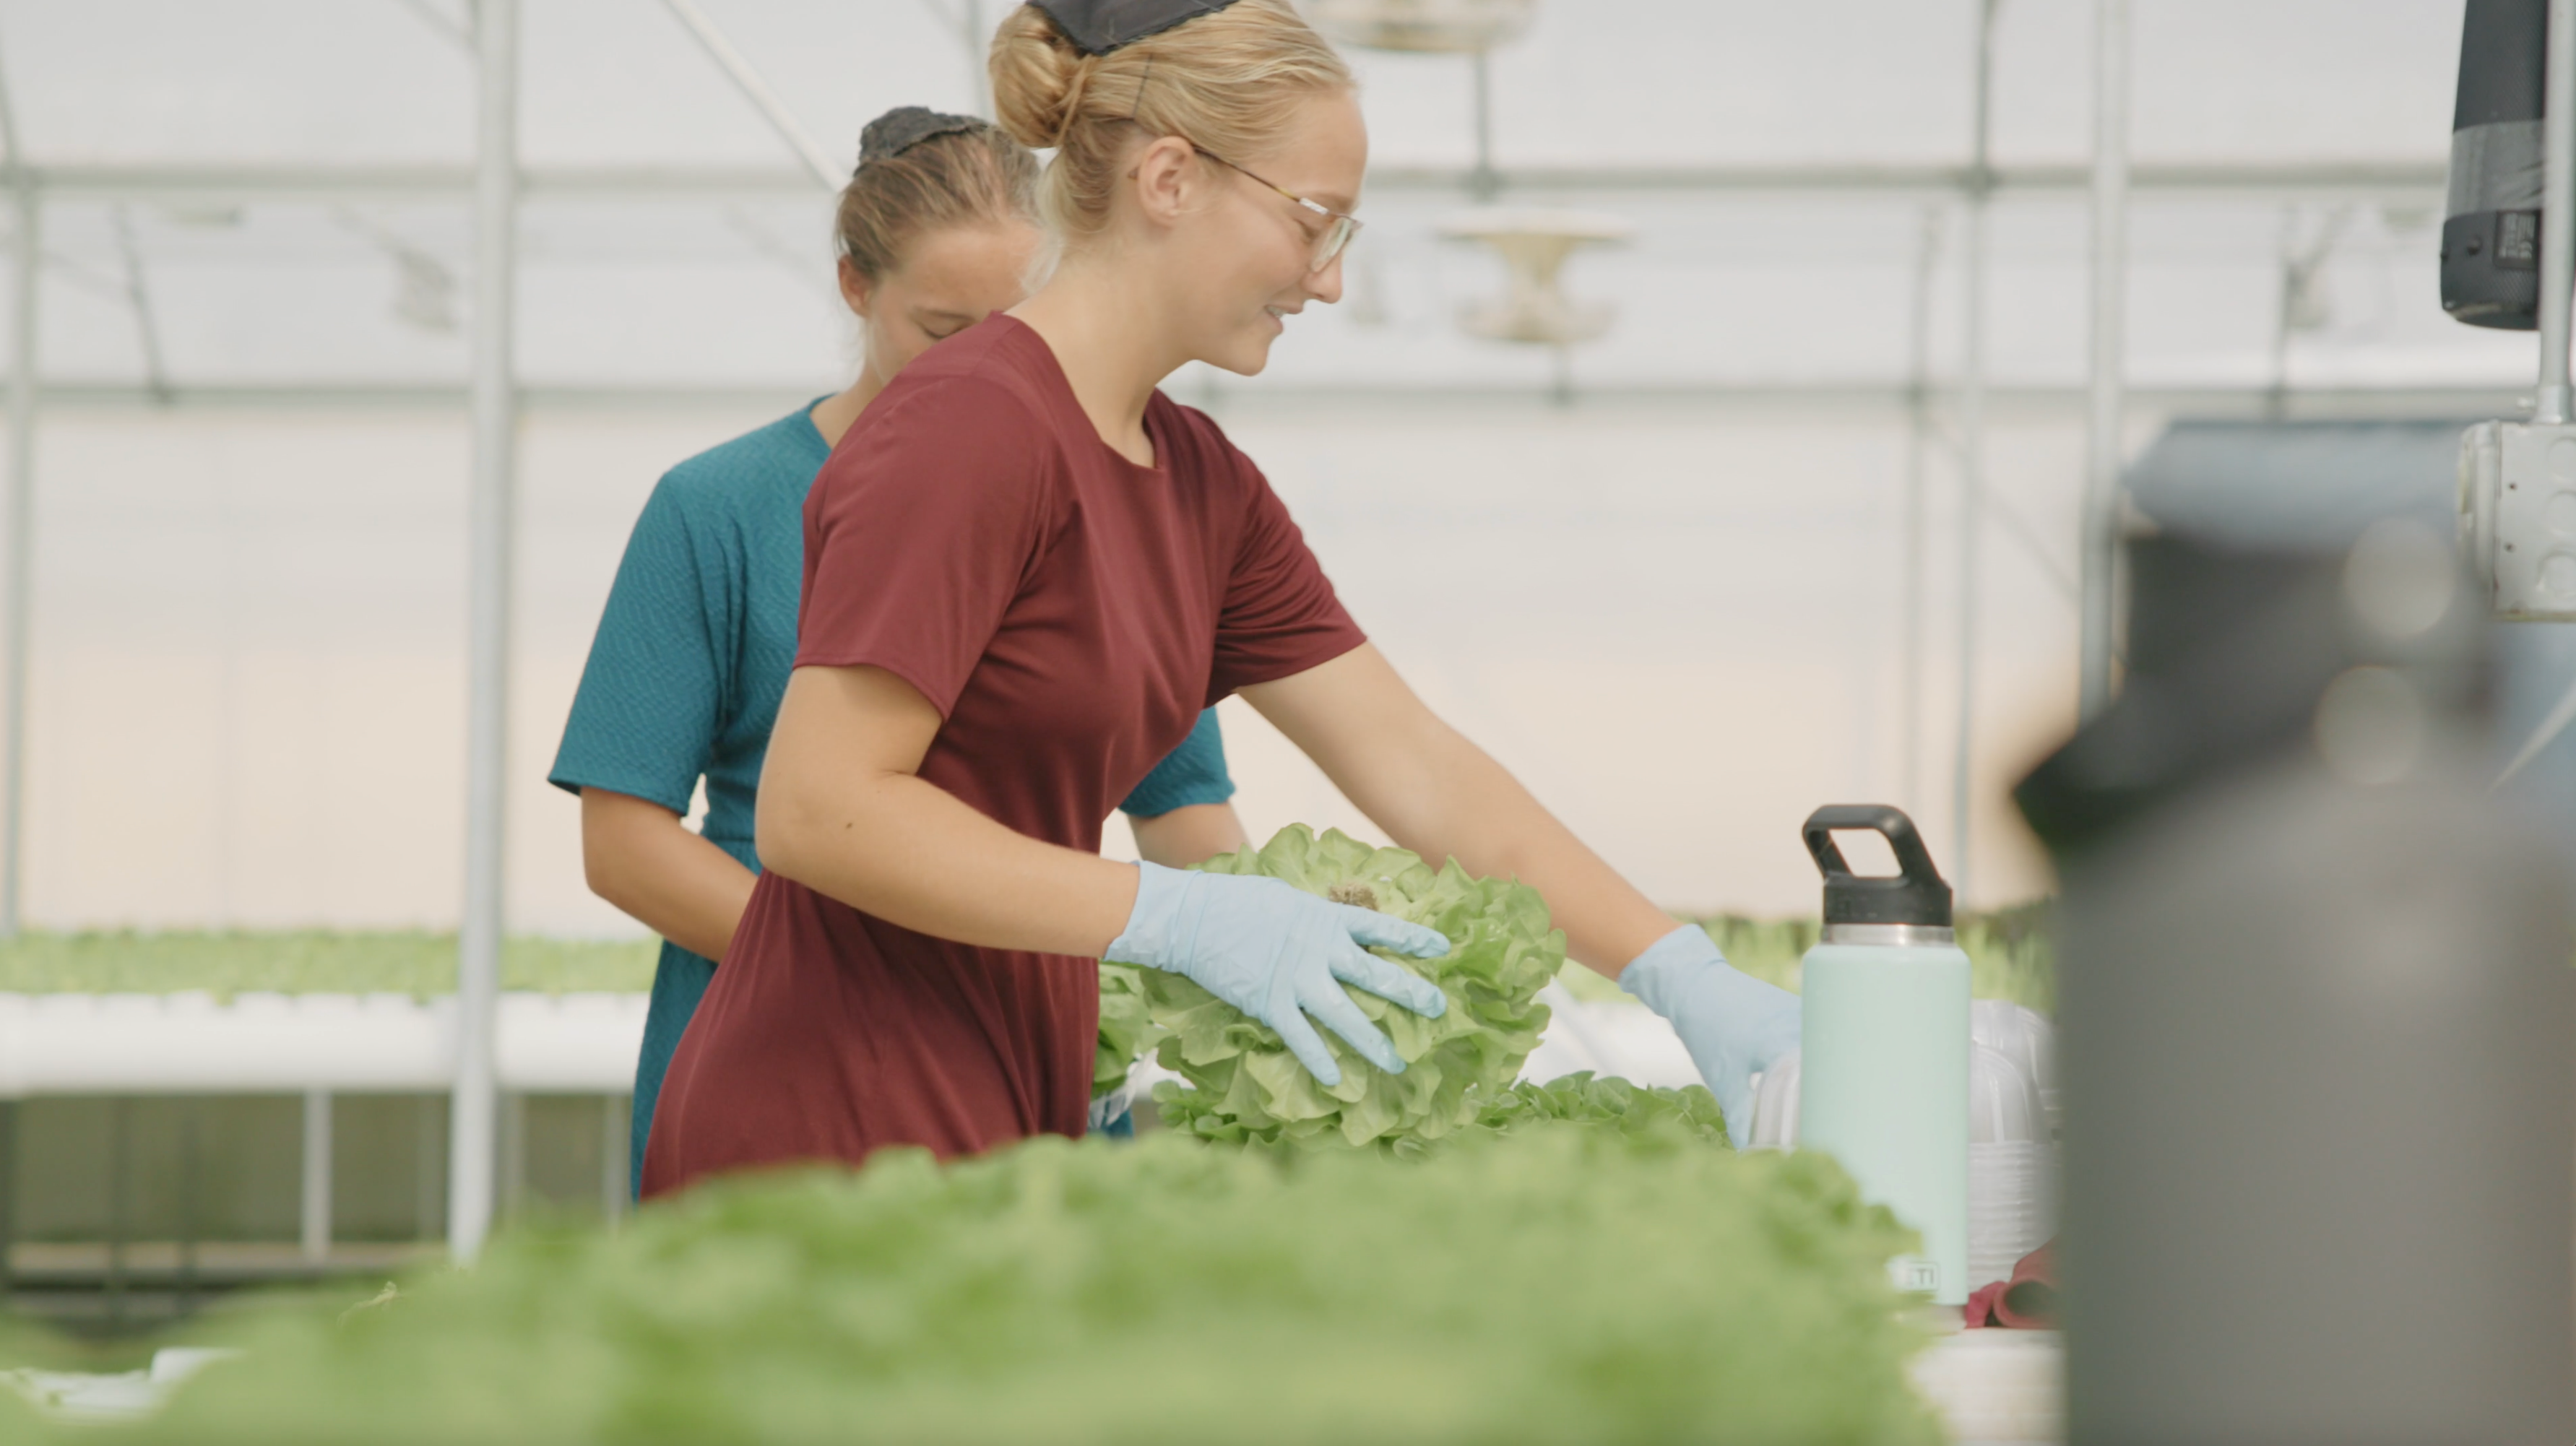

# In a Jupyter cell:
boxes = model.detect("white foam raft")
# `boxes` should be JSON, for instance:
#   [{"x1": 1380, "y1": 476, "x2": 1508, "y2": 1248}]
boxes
[{"x1": 0, "y1": 992, "x2": 649, "y2": 1096}]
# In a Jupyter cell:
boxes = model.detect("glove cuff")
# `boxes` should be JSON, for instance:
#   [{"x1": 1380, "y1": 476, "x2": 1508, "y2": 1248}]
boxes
[
  {"x1": 1619, "y1": 922, "x2": 1727, "y2": 1018},
  {"x1": 1102, "y1": 861, "x2": 1193, "y2": 969}
]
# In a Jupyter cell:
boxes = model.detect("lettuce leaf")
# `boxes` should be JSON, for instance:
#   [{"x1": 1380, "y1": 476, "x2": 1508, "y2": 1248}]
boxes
[
  {"x1": 1144, "y1": 826, "x2": 1564, "y2": 1153},
  {"x1": 1094, "y1": 962, "x2": 1162, "y2": 1095},
  {"x1": 1477, "y1": 1071, "x2": 1732, "y2": 1148}
]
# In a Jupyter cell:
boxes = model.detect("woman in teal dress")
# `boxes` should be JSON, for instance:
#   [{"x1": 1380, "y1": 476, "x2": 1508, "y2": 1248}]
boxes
[{"x1": 550, "y1": 108, "x2": 1246, "y2": 1191}]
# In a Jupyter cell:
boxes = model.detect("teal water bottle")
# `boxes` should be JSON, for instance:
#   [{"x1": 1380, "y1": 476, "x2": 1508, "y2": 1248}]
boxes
[{"x1": 1797, "y1": 805, "x2": 1971, "y2": 1305}]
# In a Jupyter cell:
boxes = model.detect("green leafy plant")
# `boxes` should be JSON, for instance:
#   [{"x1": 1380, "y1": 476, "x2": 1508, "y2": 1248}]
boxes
[
  {"x1": 0, "y1": 931, "x2": 657, "y2": 998},
  {"x1": 137, "y1": 1125, "x2": 1939, "y2": 1446},
  {"x1": 1093, "y1": 962, "x2": 1162, "y2": 1095},
  {"x1": 1478, "y1": 1071, "x2": 1732, "y2": 1148},
  {"x1": 1144, "y1": 826, "x2": 1563, "y2": 1153}
]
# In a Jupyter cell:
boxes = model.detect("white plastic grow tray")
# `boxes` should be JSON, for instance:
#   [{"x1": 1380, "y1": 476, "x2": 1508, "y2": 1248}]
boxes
[{"x1": 0, "y1": 992, "x2": 648, "y2": 1097}]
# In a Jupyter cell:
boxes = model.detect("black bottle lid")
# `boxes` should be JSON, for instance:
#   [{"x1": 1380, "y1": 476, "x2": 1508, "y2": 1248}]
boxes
[{"x1": 1802, "y1": 805, "x2": 1953, "y2": 927}]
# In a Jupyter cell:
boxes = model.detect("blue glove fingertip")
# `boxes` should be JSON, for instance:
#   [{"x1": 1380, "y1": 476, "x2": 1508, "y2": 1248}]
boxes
[{"x1": 1275, "y1": 1013, "x2": 1346, "y2": 1088}]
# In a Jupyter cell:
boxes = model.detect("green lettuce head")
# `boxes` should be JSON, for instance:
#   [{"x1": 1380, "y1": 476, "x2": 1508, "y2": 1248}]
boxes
[
  {"x1": 1094, "y1": 961, "x2": 1160, "y2": 1096},
  {"x1": 1144, "y1": 826, "x2": 1564, "y2": 1153}
]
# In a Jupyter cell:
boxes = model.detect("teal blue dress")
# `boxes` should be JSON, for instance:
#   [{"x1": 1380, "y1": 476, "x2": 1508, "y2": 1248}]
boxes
[{"x1": 548, "y1": 403, "x2": 1235, "y2": 1193}]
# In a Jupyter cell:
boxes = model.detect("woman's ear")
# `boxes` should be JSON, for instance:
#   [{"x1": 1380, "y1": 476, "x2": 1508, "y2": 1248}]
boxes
[
  {"x1": 837, "y1": 256, "x2": 874, "y2": 321},
  {"x1": 1127, "y1": 134, "x2": 1203, "y2": 229}
]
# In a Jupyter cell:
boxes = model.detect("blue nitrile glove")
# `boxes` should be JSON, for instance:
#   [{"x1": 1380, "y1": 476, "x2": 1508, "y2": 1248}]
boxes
[
  {"x1": 1622, "y1": 922, "x2": 1802, "y2": 1144},
  {"x1": 1104, "y1": 862, "x2": 1451, "y2": 1088}
]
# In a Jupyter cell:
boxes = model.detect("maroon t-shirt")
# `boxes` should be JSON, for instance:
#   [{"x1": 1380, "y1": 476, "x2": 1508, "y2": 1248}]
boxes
[{"x1": 641, "y1": 316, "x2": 1365, "y2": 1195}]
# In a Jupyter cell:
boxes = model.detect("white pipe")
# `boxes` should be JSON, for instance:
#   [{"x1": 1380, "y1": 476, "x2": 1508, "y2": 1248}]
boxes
[
  {"x1": 2539, "y1": 0, "x2": 2576, "y2": 423},
  {"x1": 1951, "y1": 0, "x2": 2000, "y2": 896},
  {"x1": 300, "y1": 1089, "x2": 332, "y2": 1263},
  {"x1": 451, "y1": 0, "x2": 517, "y2": 1268},
  {"x1": 1470, "y1": 51, "x2": 1498, "y2": 202},
  {"x1": 964, "y1": 0, "x2": 990, "y2": 118},
  {"x1": 0, "y1": 51, "x2": 30, "y2": 941},
  {"x1": 658, "y1": 0, "x2": 842, "y2": 192},
  {"x1": 1901, "y1": 207, "x2": 1943, "y2": 810},
  {"x1": 2080, "y1": 0, "x2": 2129, "y2": 720},
  {"x1": 6, "y1": 159, "x2": 2463, "y2": 206}
]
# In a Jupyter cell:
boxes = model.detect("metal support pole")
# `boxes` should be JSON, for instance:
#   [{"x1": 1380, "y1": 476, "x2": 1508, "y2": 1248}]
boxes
[
  {"x1": 1951, "y1": 0, "x2": 2000, "y2": 896},
  {"x1": 109, "y1": 205, "x2": 172, "y2": 407},
  {"x1": 659, "y1": 0, "x2": 842, "y2": 191},
  {"x1": 2538, "y1": 0, "x2": 2576, "y2": 424},
  {"x1": 1469, "y1": 51, "x2": 1499, "y2": 203},
  {"x1": 1901, "y1": 207, "x2": 1944, "y2": 809},
  {"x1": 0, "y1": 46, "x2": 32, "y2": 943},
  {"x1": 301, "y1": 1088, "x2": 333, "y2": 1264},
  {"x1": 2080, "y1": 0, "x2": 2130, "y2": 721},
  {"x1": 451, "y1": 0, "x2": 517, "y2": 1267},
  {"x1": 964, "y1": 0, "x2": 990, "y2": 118}
]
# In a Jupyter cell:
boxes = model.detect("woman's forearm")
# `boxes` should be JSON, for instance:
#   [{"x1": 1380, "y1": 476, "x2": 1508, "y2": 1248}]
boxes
[
  {"x1": 579, "y1": 789, "x2": 760, "y2": 963},
  {"x1": 1130, "y1": 802, "x2": 1250, "y2": 868},
  {"x1": 1243, "y1": 646, "x2": 1680, "y2": 977},
  {"x1": 1373, "y1": 724, "x2": 1677, "y2": 976},
  {"x1": 758, "y1": 665, "x2": 1140, "y2": 958}
]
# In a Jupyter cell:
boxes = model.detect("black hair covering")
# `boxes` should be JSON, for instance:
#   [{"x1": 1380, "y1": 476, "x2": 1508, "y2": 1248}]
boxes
[
  {"x1": 1027, "y1": 0, "x2": 1242, "y2": 56},
  {"x1": 856, "y1": 106, "x2": 985, "y2": 170}
]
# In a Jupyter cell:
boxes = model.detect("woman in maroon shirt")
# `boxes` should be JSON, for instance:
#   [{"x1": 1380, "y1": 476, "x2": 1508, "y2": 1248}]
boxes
[{"x1": 643, "y1": 0, "x2": 1801, "y2": 1195}]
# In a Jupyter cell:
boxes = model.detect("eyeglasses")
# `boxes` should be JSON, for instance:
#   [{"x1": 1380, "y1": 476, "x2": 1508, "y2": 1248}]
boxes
[{"x1": 1190, "y1": 145, "x2": 1363, "y2": 273}]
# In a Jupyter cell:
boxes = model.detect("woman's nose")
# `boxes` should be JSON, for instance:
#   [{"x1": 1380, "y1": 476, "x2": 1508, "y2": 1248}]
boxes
[{"x1": 1303, "y1": 253, "x2": 1347, "y2": 307}]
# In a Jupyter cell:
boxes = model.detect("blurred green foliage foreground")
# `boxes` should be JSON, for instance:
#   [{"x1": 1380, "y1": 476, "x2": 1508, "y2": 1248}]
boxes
[
  {"x1": 78, "y1": 1122, "x2": 1939, "y2": 1446},
  {"x1": 0, "y1": 904, "x2": 2057, "y2": 1013}
]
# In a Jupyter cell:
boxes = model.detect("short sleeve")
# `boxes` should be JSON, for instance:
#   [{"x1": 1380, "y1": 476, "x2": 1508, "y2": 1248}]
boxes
[
  {"x1": 796, "y1": 379, "x2": 1058, "y2": 716},
  {"x1": 1208, "y1": 469, "x2": 1366, "y2": 701},
  {"x1": 550, "y1": 481, "x2": 732, "y2": 815},
  {"x1": 1118, "y1": 708, "x2": 1236, "y2": 818}
]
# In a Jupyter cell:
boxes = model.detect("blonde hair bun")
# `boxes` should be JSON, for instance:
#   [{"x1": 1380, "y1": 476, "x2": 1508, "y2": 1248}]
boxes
[
  {"x1": 990, "y1": 6, "x2": 1094, "y2": 151},
  {"x1": 986, "y1": 0, "x2": 1352, "y2": 241}
]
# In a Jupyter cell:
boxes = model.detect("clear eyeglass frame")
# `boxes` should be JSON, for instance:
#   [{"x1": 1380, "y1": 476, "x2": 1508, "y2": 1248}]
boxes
[{"x1": 1189, "y1": 144, "x2": 1362, "y2": 273}]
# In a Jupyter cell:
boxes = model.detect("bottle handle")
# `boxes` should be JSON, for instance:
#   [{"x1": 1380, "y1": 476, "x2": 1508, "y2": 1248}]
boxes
[{"x1": 1801, "y1": 804, "x2": 1953, "y2": 926}]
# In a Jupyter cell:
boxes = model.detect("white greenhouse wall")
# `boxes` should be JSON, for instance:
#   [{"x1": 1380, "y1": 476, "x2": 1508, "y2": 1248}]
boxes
[{"x1": 19, "y1": 393, "x2": 2115, "y2": 932}]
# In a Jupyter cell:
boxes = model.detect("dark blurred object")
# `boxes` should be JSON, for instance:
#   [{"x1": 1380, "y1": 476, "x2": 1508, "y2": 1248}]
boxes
[
  {"x1": 2444, "y1": 0, "x2": 2548, "y2": 329},
  {"x1": 2018, "y1": 527, "x2": 2576, "y2": 1445},
  {"x1": 2123, "y1": 418, "x2": 2576, "y2": 858},
  {"x1": 2122, "y1": 420, "x2": 2467, "y2": 551}
]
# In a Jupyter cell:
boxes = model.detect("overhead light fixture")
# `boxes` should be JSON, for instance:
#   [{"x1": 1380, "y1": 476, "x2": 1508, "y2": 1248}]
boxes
[
  {"x1": 1317, "y1": 0, "x2": 1536, "y2": 199},
  {"x1": 1440, "y1": 207, "x2": 1630, "y2": 347}
]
